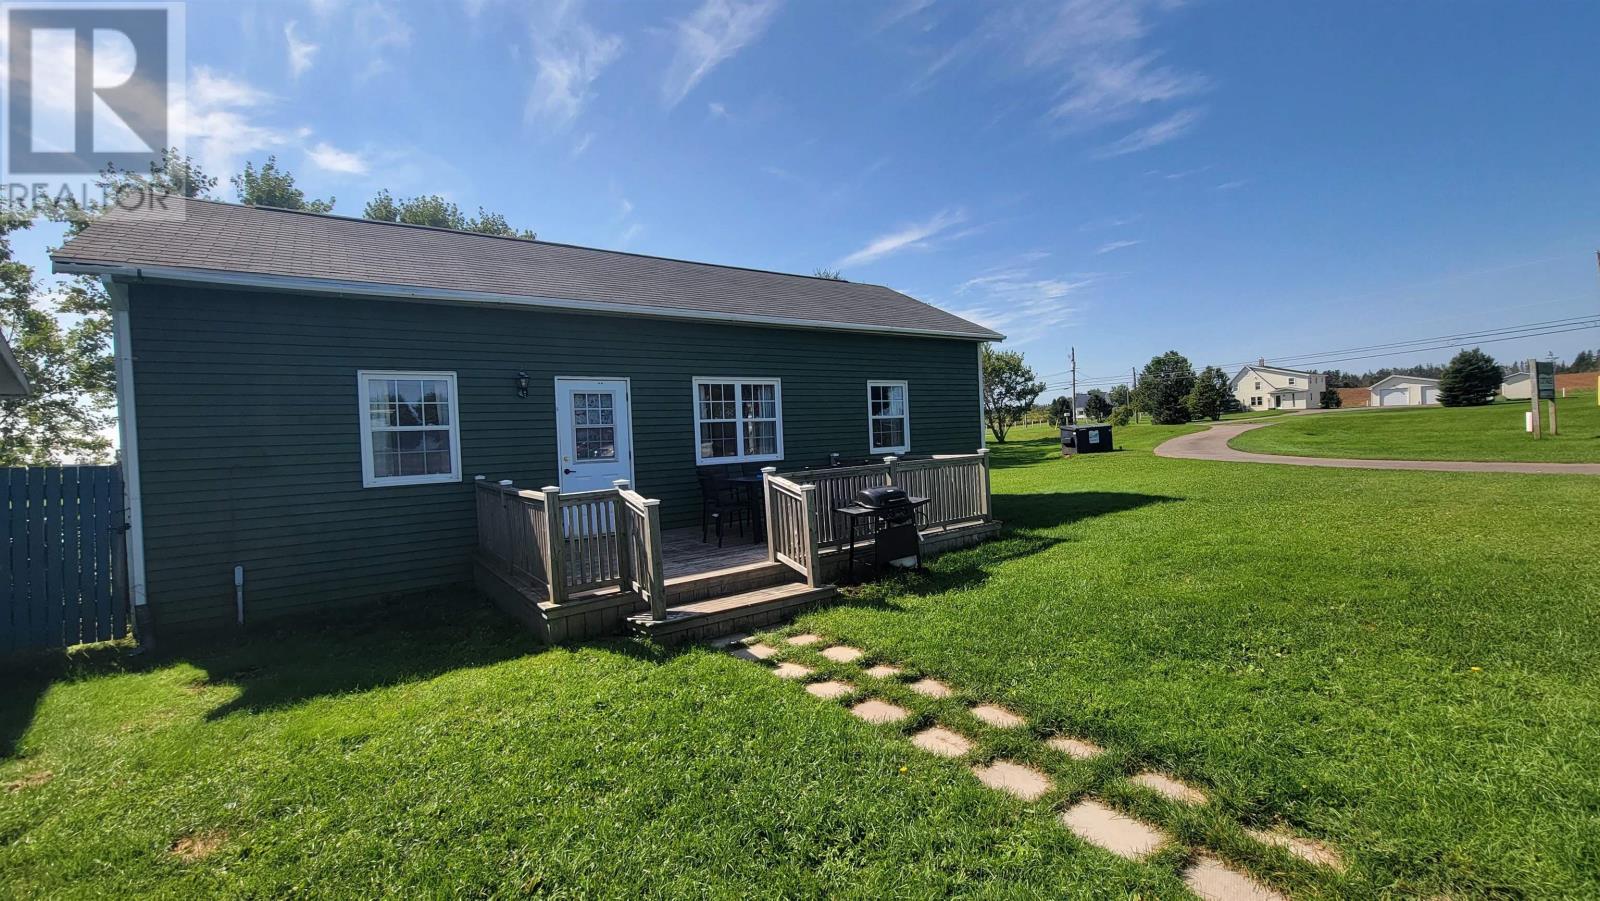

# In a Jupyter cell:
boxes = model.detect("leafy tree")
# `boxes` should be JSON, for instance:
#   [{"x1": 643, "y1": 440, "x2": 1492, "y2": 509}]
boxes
[
  {"x1": 1084, "y1": 389, "x2": 1113, "y2": 421},
  {"x1": 1319, "y1": 369, "x2": 1360, "y2": 389},
  {"x1": 1562, "y1": 349, "x2": 1596, "y2": 373},
  {"x1": 1108, "y1": 384, "x2": 1131, "y2": 407},
  {"x1": 363, "y1": 190, "x2": 535, "y2": 238},
  {"x1": 97, "y1": 147, "x2": 217, "y2": 207},
  {"x1": 1437, "y1": 348, "x2": 1500, "y2": 407},
  {"x1": 1319, "y1": 384, "x2": 1343, "y2": 408},
  {"x1": 1136, "y1": 351, "x2": 1196, "y2": 425},
  {"x1": 1047, "y1": 395, "x2": 1072, "y2": 426},
  {"x1": 981, "y1": 345, "x2": 1044, "y2": 443},
  {"x1": 0, "y1": 211, "x2": 113, "y2": 463},
  {"x1": 1185, "y1": 365, "x2": 1230, "y2": 421},
  {"x1": 233, "y1": 156, "x2": 335, "y2": 212},
  {"x1": 812, "y1": 268, "x2": 844, "y2": 280},
  {"x1": 1108, "y1": 404, "x2": 1133, "y2": 427}
]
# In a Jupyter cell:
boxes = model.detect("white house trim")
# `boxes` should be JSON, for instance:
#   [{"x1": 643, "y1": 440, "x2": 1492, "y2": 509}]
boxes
[
  {"x1": 356, "y1": 370, "x2": 464, "y2": 488},
  {"x1": 690, "y1": 376, "x2": 785, "y2": 465},
  {"x1": 107, "y1": 279, "x2": 147, "y2": 612},
  {"x1": 866, "y1": 379, "x2": 911, "y2": 454}
]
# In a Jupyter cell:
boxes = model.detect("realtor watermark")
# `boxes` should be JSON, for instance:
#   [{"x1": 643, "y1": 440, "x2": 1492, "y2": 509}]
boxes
[{"x1": 2, "y1": 1, "x2": 185, "y2": 218}]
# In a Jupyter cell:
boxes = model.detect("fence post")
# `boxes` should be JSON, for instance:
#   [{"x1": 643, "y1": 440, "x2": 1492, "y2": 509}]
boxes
[
  {"x1": 643, "y1": 499, "x2": 667, "y2": 621},
  {"x1": 761, "y1": 466, "x2": 778, "y2": 563},
  {"x1": 800, "y1": 483, "x2": 822, "y2": 588},
  {"x1": 976, "y1": 448, "x2": 992, "y2": 520},
  {"x1": 883, "y1": 455, "x2": 899, "y2": 486},
  {"x1": 542, "y1": 486, "x2": 566, "y2": 603},
  {"x1": 612, "y1": 480, "x2": 634, "y2": 592}
]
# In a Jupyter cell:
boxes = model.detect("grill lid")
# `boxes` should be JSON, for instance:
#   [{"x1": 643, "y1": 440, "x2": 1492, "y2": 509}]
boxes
[{"x1": 856, "y1": 486, "x2": 910, "y2": 508}]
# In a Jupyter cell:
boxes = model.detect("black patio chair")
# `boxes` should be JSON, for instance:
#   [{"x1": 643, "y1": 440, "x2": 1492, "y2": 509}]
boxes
[{"x1": 697, "y1": 469, "x2": 749, "y2": 547}]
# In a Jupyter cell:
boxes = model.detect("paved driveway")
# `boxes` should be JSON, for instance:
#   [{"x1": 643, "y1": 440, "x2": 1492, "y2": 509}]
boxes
[{"x1": 1155, "y1": 421, "x2": 1600, "y2": 475}]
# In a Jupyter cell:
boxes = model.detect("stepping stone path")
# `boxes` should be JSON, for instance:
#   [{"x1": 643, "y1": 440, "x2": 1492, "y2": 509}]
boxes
[
  {"x1": 729, "y1": 643, "x2": 778, "y2": 662},
  {"x1": 909, "y1": 727, "x2": 972, "y2": 758},
  {"x1": 820, "y1": 645, "x2": 865, "y2": 663},
  {"x1": 970, "y1": 704, "x2": 1026, "y2": 729},
  {"x1": 805, "y1": 680, "x2": 854, "y2": 700},
  {"x1": 771, "y1": 662, "x2": 813, "y2": 680},
  {"x1": 717, "y1": 633, "x2": 1332, "y2": 898},
  {"x1": 1060, "y1": 799, "x2": 1169, "y2": 860},
  {"x1": 972, "y1": 760, "x2": 1053, "y2": 802},
  {"x1": 1247, "y1": 826, "x2": 1345, "y2": 871},
  {"x1": 1046, "y1": 736, "x2": 1104, "y2": 760},
  {"x1": 851, "y1": 699, "x2": 910, "y2": 725},
  {"x1": 1185, "y1": 855, "x2": 1288, "y2": 901},
  {"x1": 1130, "y1": 770, "x2": 1207, "y2": 805}
]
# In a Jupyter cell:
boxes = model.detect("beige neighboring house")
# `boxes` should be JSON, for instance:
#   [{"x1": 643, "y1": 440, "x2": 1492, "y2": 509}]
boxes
[
  {"x1": 1368, "y1": 373, "x2": 1440, "y2": 406},
  {"x1": 0, "y1": 330, "x2": 29, "y2": 397},
  {"x1": 1500, "y1": 371, "x2": 1532, "y2": 400},
  {"x1": 1231, "y1": 362, "x2": 1326, "y2": 411}
]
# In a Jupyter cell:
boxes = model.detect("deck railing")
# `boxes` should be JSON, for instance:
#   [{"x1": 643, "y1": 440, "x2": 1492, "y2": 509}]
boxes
[
  {"x1": 775, "y1": 449, "x2": 991, "y2": 548},
  {"x1": 762, "y1": 471, "x2": 822, "y2": 587},
  {"x1": 475, "y1": 477, "x2": 668, "y2": 619}
]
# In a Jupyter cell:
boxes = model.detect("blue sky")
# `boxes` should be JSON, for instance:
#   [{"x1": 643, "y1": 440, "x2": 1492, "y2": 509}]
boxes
[{"x1": 20, "y1": 0, "x2": 1600, "y2": 396}]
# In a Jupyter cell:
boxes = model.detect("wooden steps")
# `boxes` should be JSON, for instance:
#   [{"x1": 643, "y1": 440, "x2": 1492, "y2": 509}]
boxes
[{"x1": 628, "y1": 581, "x2": 838, "y2": 644}]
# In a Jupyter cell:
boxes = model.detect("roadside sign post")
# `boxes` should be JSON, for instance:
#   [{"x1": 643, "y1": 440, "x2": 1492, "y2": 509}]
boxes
[{"x1": 1530, "y1": 359, "x2": 1557, "y2": 438}]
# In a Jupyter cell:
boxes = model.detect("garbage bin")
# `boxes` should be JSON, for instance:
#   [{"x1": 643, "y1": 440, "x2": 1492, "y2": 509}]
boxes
[{"x1": 1061, "y1": 424, "x2": 1114, "y2": 455}]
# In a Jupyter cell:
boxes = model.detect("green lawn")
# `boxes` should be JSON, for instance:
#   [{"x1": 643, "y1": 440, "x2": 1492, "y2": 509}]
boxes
[
  {"x1": 1229, "y1": 396, "x2": 1600, "y2": 463},
  {"x1": 4, "y1": 424, "x2": 1599, "y2": 897}
]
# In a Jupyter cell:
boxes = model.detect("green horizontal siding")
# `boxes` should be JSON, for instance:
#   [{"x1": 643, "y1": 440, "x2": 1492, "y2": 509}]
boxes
[{"x1": 130, "y1": 284, "x2": 983, "y2": 632}]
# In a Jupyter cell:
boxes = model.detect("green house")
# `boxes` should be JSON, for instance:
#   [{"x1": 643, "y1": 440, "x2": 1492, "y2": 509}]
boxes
[{"x1": 53, "y1": 198, "x2": 1002, "y2": 643}]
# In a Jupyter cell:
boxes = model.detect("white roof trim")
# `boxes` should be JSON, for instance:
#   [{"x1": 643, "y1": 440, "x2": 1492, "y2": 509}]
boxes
[
  {"x1": 0, "y1": 330, "x2": 28, "y2": 396},
  {"x1": 55, "y1": 262, "x2": 1004, "y2": 342},
  {"x1": 1368, "y1": 374, "x2": 1441, "y2": 390}
]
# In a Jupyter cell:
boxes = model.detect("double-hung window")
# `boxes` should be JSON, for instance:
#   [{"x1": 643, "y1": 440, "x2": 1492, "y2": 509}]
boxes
[
  {"x1": 693, "y1": 377, "x2": 782, "y2": 464},
  {"x1": 358, "y1": 370, "x2": 462, "y2": 487},
  {"x1": 867, "y1": 380, "x2": 910, "y2": 454}
]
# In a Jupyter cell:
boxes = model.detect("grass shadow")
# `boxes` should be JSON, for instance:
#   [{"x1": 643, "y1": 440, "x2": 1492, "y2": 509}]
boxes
[
  {"x1": 987, "y1": 434, "x2": 1066, "y2": 469},
  {"x1": 0, "y1": 642, "x2": 137, "y2": 760}
]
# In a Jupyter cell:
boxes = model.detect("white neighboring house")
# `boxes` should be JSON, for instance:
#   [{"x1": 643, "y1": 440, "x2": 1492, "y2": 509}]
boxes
[
  {"x1": 1, "y1": 330, "x2": 29, "y2": 397},
  {"x1": 1500, "y1": 371, "x2": 1532, "y2": 400},
  {"x1": 1230, "y1": 363, "x2": 1326, "y2": 411},
  {"x1": 1368, "y1": 374, "x2": 1441, "y2": 406}
]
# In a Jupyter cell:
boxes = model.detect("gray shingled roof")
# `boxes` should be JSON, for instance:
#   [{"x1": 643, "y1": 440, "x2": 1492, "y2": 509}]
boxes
[{"x1": 51, "y1": 197, "x2": 1001, "y2": 340}]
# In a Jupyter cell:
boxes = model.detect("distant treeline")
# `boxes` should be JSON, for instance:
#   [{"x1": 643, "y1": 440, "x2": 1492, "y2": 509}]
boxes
[{"x1": 1320, "y1": 348, "x2": 1597, "y2": 388}]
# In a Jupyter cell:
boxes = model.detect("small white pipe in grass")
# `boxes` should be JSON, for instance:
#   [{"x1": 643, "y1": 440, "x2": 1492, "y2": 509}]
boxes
[{"x1": 234, "y1": 565, "x2": 245, "y2": 626}]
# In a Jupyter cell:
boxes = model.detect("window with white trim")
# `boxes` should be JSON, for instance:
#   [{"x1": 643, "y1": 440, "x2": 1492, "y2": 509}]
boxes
[
  {"x1": 358, "y1": 370, "x2": 462, "y2": 487},
  {"x1": 693, "y1": 378, "x2": 782, "y2": 464},
  {"x1": 867, "y1": 380, "x2": 910, "y2": 453}
]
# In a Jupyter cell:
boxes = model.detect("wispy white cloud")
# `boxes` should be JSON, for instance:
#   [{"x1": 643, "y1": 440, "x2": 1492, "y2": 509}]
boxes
[
  {"x1": 662, "y1": 0, "x2": 782, "y2": 108},
  {"x1": 308, "y1": 141, "x2": 369, "y2": 175},
  {"x1": 179, "y1": 68, "x2": 292, "y2": 178},
  {"x1": 707, "y1": 100, "x2": 730, "y2": 119},
  {"x1": 1214, "y1": 179, "x2": 1247, "y2": 191},
  {"x1": 570, "y1": 132, "x2": 595, "y2": 158},
  {"x1": 948, "y1": 266, "x2": 1095, "y2": 336},
  {"x1": 1050, "y1": 52, "x2": 1206, "y2": 124},
  {"x1": 1094, "y1": 107, "x2": 1202, "y2": 157},
  {"x1": 352, "y1": 2, "x2": 412, "y2": 78},
  {"x1": 523, "y1": 1, "x2": 623, "y2": 128},
  {"x1": 837, "y1": 208, "x2": 967, "y2": 269},
  {"x1": 285, "y1": 20, "x2": 318, "y2": 78},
  {"x1": 1094, "y1": 239, "x2": 1141, "y2": 254}
]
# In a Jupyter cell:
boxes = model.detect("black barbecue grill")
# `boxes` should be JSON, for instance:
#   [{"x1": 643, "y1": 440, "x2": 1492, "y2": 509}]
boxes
[{"x1": 835, "y1": 486, "x2": 930, "y2": 580}]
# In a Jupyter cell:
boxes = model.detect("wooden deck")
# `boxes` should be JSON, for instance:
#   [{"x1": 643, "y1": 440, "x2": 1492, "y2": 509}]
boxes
[{"x1": 661, "y1": 526, "x2": 770, "y2": 580}]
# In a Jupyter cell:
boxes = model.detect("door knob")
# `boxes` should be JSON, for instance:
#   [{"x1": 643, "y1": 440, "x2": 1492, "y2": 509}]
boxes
[{"x1": 563, "y1": 468, "x2": 576, "y2": 475}]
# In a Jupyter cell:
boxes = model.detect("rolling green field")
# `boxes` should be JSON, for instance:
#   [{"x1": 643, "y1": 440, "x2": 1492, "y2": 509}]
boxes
[
  {"x1": 1230, "y1": 397, "x2": 1600, "y2": 463},
  {"x1": 4, "y1": 423, "x2": 1598, "y2": 897}
]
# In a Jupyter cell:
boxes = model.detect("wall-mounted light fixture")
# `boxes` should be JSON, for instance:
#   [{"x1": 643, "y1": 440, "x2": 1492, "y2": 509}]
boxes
[{"x1": 516, "y1": 371, "x2": 529, "y2": 397}]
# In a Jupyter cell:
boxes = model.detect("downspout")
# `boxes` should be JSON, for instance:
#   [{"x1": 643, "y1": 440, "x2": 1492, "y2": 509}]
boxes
[
  {"x1": 976, "y1": 342, "x2": 987, "y2": 449},
  {"x1": 107, "y1": 277, "x2": 153, "y2": 651}
]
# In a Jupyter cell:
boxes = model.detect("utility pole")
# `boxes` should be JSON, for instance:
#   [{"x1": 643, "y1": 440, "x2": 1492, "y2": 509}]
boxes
[
  {"x1": 1131, "y1": 366, "x2": 1139, "y2": 423},
  {"x1": 1069, "y1": 346, "x2": 1077, "y2": 426}
]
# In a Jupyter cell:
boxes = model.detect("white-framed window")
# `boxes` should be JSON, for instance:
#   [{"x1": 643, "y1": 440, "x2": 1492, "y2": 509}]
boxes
[
  {"x1": 1288, "y1": 377, "x2": 1296, "y2": 385},
  {"x1": 357, "y1": 370, "x2": 462, "y2": 488},
  {"x1": 867, "y1": 380, "x2": 910, "y2": 454},
  {"x1": 692, "y1": 377, "x2": 783, "y2": 464}
]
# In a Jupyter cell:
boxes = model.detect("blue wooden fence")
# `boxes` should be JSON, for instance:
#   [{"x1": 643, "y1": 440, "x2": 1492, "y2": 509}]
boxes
[{"x1": 2, "y1": 465, "x2": 128, "y2": 654}]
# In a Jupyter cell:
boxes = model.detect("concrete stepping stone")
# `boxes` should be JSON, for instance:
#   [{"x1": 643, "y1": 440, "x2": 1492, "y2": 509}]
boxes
[
  {"x1": 772, "y1": 662, "x2": 813, "y2": 680},
  {"x1": 909, "y1": 726, "x2": 972, "y2": 758},
  {"x1": 820, "y1": 645, "x2": 865, "y2": 663},
  {"x1": 970, "y1": 704, "x2": 1026, "y2": 728},
  {"x1": 971, "y1": 760, "x2": 1053, "y2": 801},
  {"x1": 1046, "y1": 736, "x2": 1104, "y2": 760},
  {"x1": 729, "y1": 642, "x2": 778, "y2": 662},
  {"x1": 1060, "y1": 799, "x2": 1169, "y2": 860},
  {"x1": 909, "y1": 678, "x2": 952, "y2": 698},
  {"x1": 1184, "y1": 855, "x2": 1288, "y2": 901},
  {"x1": 805, "y1": 680, "x2": 853, "y2": 700},
  {"x1": 850, "y1": 699, "x2": 911, "y2": 724},
  {"x1": 864, "y1": 664, "x2": 903, "y2": 678},
  {"x1": 786, "y1": 633, "x2": 823, "y2": 646},
  {"x1": 1130, "y1": 770, "x2": 1207, "y2": 805},
  {"x1": 709, "y1": 632, "x2": 751, "y2": 649},
  {"x1": 1246, "y1": 826, "x2": 1345, "y2": 871}
]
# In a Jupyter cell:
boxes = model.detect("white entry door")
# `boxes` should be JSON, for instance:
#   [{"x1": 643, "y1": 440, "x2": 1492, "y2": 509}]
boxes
[{"x1": 554, "y1": 378, "x2": 634, "y2": 493}]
